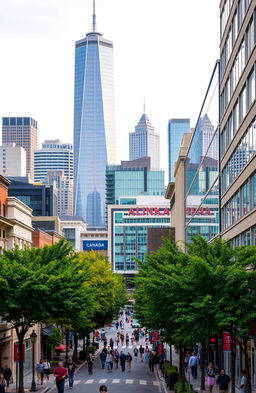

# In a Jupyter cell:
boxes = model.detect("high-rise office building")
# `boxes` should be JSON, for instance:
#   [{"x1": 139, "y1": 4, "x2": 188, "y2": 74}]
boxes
[
  {"x1": 73, "y1": 1, "x2": 115, "y2": 228},
  {"x1": 168, "y1": 119, "x2": 190, "y2": 181},
  {"x1": 34, "y1": 140, "x2": 73, "y2": 182},
  {"x1": 2, "y1": 117, "x2": 38, "y2": 181},
  {"x1": 0, "y1": 144, "x2": 26, "y2": 177},
  {"x1": 129, "y1": 113, "x2": 160, "y2": 169},
  {"x1": 220, "y1": 0, "x2": 256, "y2": 246},
  {"x1": 34, "y1": 140, "x2": 73, "y2": 216},
  {"x1": 106, "y1": 157, "x2": 165, "y2": 208}
]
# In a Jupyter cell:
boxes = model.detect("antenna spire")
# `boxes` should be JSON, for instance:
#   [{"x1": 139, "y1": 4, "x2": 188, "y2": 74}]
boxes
[
  {"x1": 92, "y1": 0, "x2": 96, "y2": 32},
  {"x1": 143, "y1": 97, "x2": 146, "y2": 114}
]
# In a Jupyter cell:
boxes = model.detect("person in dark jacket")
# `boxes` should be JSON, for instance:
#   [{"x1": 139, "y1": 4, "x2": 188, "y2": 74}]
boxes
[
  {"x1": 100, "y1": 351, "x2": 107, "y2": 369},
  {"x1": 216, "y1": 369, "x2": 230, "y2": 393},
  {"x1": 87, "y1": 354, "x2": 94, "y2": 375},
  {"x1": 3, "y1": 366, "x2": 12, "y2": 388},
  {"x1": 119, "y1": 352, "x2": 126, "y2": 372},
  {"x1": 66, "y1": 358, "x2": 76, "y2": 388}
]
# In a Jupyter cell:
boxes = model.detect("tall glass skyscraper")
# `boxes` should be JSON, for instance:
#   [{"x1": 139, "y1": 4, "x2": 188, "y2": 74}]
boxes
[
  {"x1": 73, "y1": 1, "x2": 115, "y2": 228},
  {"x1": 168, "y1": 119, "x2": 190, "y2": 181}
]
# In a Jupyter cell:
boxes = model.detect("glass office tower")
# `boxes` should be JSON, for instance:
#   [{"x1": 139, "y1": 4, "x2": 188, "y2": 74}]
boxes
[
  {"x1": 168, "y1": 119, "x2": 190, "y2": 181},
  {"x1": 73, "y1": 4, "x2": 115, "y2": 228}
]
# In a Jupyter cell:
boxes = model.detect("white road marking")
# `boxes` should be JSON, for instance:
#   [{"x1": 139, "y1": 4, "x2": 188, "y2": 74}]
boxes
[
  {"x1": 85, "y1": 379, "x2": 94, "y2": 384},
  {"x1": 99, "y1": 379, "x2": 107, "y2": 383},
  {"x1": 74, "y1": 380, "x2": 81, "y2": 385},
  {"x1": 112, "y1": 379, "x2": 120, "y2": 383},
  {"x1": 126, "y1": 379, "x2": 134, "y2": 384},
  {"x1": 153, "y1": 381, "x2": 160, "y2": 386},
  {"x1": 139, "y1": 380, "x2": 147, "y2": 385}
]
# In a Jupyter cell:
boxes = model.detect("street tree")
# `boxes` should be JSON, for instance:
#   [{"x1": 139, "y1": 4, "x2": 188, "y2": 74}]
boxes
[{"x1": 0, "y1": 240, "x2": 93, "y2": 393}]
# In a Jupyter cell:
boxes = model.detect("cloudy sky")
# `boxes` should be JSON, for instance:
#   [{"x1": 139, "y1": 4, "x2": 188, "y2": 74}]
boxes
[{"x1": 0, "y1": 0, "x2": 219, "y2": 179}]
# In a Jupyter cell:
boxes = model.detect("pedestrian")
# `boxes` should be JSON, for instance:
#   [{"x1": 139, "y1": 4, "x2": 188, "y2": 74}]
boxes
[
  {"x1": 87, "y1": 353, "x2": 94, "y2": 375},
  {"x1": 43, "y1": 358, "x2": 51, "y2": 381},
  {"x1": 188, "y1": 352, "x2": 198, "y2": 379},
  {"x1": 119, "y1": 351, "x2": 126, "y2": 372},
  {"x1": 54, "y1": 361, "x2": 68, "y2": 393},
  {"x1": 0, "y1": 374, "x2": 6, "y2": 393},
  {"x1": 100, "y1": 350, "x2": 107, "y2": 369},
  {"x1": 120, "y1": 334, "x2": 124, "y2": 346},
  {"x1": 184, "y1": 352, "x2": 190, "y2": 372},
  {"x1": 240, "y1": 370, "x2": 247, "y2": 393},
  {"x1": 126, "y1": 352, "x2": 132, "y2": 371},
  {"x1": 135, "y1": 333, "x2": 139, "y2": 344},
  {"x1": 125, "y1": 334, "x2": 129, "y2": 347},
  {"x1": 149, "y1": 351, "x2": 154, "y2": 372},
  {"x1": 139, "y1": 345, "x2": 144, "y2": 361},
  {"x1": 144, "y1": 350, "x2": 149, "y2": 363},
  {"x1": 104, "y1": 338, "x2": 107, "y2": 347},
  {"x1": 133, "y1": 347, "x2": 138, "y2": 360},
  {"x1": 106, "y1": 352, "x2": 113, "y2": 372},
  {"x1": 3, "y1": 366, "x2": 12, "y2": 388},
  {"x1": 99, "y1": 385, "x2": 108, "y2": 392},
  {"x1": 131, "y1": 334, "x2": 135, "y2": 345},
  {"x1": 206, "y1": 362, "x2": 217, "y2": 393},
  {"x1": 66, "y1": 358, "x2": 76, "y2": 388},
  {"x1": 113, "y1": 350, "x2": 119, "y2": 369},
  {"x1": 216, "y1": 369, "x2": 230, "y2": 393},
  {"x1": 110, "y1": 338, "x2": 114, "y2": 350},
  {"x1": 36, "y1": 359, "x2": 44, "y2": 385}
]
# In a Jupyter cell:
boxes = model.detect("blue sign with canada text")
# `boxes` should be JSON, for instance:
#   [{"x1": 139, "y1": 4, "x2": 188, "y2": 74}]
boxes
[{"x1": 83, "y1": 240, "x2": 108, "y2": 251}]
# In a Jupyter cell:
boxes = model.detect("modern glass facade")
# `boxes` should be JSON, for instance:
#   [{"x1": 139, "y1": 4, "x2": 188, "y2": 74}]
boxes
[
  {"x1": 106, "y1": 165, "x2": 165, "y2": 206},
  {"x1": 73, "y1": 26, "x2": 115, "y2": 228},
  {"x1": 168, "y1": 119, "x2": 191, "y2": 181},
  {"x1": 185, "y1": 62, "x2": 220, "y2": 243}
]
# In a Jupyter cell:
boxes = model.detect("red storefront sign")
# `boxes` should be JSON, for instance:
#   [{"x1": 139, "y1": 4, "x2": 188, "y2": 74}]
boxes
[
  {"x1": 127, "y1": 207, "x2": 170, "y2": 216},
  {"x1": 14, "y1": 343, "x2": 25, "y2": 362},
  {"x1": 223, "y1": 332, "x2": 231, "y2": 352},
  {"x1": 186, "y1": 207, "x2": 214, "y2": 216}
]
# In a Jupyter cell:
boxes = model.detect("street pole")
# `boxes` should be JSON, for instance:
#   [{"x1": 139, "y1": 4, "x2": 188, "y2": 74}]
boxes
[{"x1": 30, "y1": 330, "x2": 37, "y2": 392}]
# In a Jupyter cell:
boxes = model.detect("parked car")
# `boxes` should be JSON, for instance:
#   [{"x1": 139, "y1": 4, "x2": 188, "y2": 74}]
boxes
[{"x1": 131, "y1": 320, "x2": 140, "y2": 328}]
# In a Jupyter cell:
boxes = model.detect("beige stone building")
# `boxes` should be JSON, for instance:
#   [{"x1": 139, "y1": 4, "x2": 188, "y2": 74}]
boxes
[{"x1": 165, "y1": 133, "x2": 192, "y2": 250}]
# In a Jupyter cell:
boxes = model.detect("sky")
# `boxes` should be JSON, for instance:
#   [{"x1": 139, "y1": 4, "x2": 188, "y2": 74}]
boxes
[{"x1": 0, "y1": 0, "x2": 219, "y2": 180}]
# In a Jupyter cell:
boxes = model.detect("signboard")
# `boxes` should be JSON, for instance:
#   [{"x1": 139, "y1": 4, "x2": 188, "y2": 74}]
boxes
[
  {"x1": 186, "y1": 207, "x2": 214, "y2": 216},
  {"x1": 14, "y1": 343, "x2": 25, "y2": 362},
  {"x1": 223, "y1": 332, "x2": 231, "y2": 352},
  {"x1": 127, "y1": 207, "x2": 170, "y2": 216},
  {"x1": 83, "y1": 240, "x2": 108, "y2": 251}
]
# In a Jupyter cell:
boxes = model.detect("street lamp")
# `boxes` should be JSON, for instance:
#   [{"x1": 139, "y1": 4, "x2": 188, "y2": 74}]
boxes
[{"x1": 30, "y1": 330, "x2": 37, "y2": 392}]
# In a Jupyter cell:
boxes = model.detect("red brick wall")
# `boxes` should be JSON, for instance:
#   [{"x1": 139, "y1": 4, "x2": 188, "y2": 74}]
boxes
[{"x1": 32, "y1": 230, "x2": 54, "y2": 248}]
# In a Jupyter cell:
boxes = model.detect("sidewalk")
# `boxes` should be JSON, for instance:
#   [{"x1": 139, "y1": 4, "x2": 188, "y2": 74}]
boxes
[{"x1": 8, "y1": 348, "x2": 86, "y2": 393}]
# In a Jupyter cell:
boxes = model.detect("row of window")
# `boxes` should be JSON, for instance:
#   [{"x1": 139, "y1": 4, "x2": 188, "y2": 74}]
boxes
[
  {"x1": 221, "y1": 3, "x2": 254, "y2": 81},
  {"x1": 222, "y1": 117, "x2": 256, "y2": 192},
  {"x1": 231, "y1": 224, "x2": 256, "y2": 246},
  {"x1": 221, "y1": 63, "x2": 256, "y2": 157},
  {"x1": 221, "y1": 0, "x2": 251, "y2": 39},
  {"x1": 222, "y1": 172, "x2": 256, "y2": 230},
  {"x1": 220, "y1": 19, "x2": 255, "y2": 119}
]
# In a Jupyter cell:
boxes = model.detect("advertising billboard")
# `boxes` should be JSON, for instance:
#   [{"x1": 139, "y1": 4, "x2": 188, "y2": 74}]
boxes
[{"x1": 83, "y1": 240, "x2": 108, "y2": 251}]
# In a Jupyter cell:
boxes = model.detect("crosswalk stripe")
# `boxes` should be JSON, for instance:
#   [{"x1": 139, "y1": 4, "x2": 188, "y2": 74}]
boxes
[
  {"x1": 99, "y1": 379, "x2": 107, "y2": 383},
  {"x1": 126, "y1": 379, "x2": 134, "y2": 384},
  {"x1": 85, "y1": 379, "x2": 94, "y2": 384},
  {"x1": 139, "y1": 380, "x2": 147, "y2": 385},
  {"x1": 112, "y1": 379, "x2": 120, "y2": 383},
  {"x1": 74, "y1": 380, "x2": 81, "y2": 385},
  {"x1": 153, "y1": 381, "x2": 160, "y2": 386}
]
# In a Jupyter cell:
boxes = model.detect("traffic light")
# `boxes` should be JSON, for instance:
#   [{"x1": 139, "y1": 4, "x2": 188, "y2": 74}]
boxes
[{"x1": 209, "y1": 336, "x2": 217, "y2": 350}]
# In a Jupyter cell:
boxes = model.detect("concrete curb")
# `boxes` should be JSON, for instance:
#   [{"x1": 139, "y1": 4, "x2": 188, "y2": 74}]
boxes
[{"x1": 156, "y1": 365, "x2": 170, "y2": 393}]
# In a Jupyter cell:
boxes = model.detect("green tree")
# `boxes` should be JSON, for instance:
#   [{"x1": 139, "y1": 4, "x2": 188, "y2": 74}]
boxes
[{"x1": 0, "y1": 240, "x2": 93, "y2": 393}]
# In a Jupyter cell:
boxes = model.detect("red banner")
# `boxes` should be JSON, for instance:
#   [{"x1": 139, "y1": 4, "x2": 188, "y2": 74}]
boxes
[
  {"x1": 153, "y1": 331, "x2": 159, "y2": 341},
  {"x1": 157, "y1": 343, "x2": 163, "y2": 355},
  {"x1": 14, "y1": 343, "x2": 25, "y2": 362},
  {"x1": 223, "y1": 332, "x2": 231, "y2": 352}
]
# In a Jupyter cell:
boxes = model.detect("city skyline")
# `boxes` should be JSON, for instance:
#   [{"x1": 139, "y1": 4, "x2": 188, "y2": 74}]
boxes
[{"x1": 0, "y1": 0, "x2": 219, "y2": 181}]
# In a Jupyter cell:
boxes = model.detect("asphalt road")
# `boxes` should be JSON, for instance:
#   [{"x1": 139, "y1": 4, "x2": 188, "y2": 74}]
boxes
[{"x1": 49, "y1": 317, "x2": 164, "y2": 393}]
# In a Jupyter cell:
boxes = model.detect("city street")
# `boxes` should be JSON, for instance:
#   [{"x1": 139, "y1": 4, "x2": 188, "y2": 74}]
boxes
[{"x1": 49, "y1": 320, "x2": 164, "y2": 393}]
